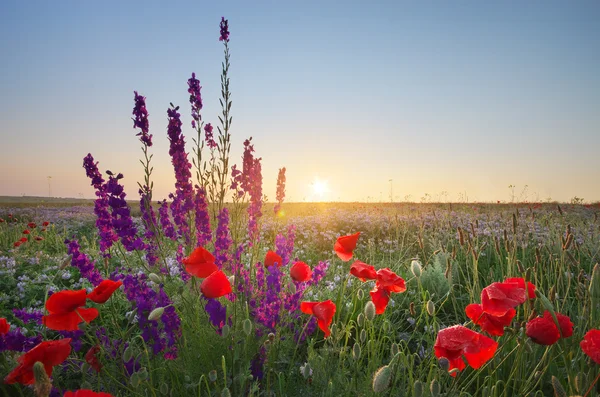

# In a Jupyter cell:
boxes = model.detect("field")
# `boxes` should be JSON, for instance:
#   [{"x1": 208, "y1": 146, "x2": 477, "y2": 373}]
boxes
[{"x1": 1, "y1": 16, "x2": 600, "y2": 397}]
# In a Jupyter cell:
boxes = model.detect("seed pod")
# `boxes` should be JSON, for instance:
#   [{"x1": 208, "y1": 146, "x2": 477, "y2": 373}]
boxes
[
  {"x1": 372, "y1": 365, "x2": 392, "y2": 393},
  {"x1": 391, "y1": 343, "x2": 399, "y2": 357},
  {"x1": 535, "y1": 247, "x2": 541, "y2": 264},
  {"x1": 426, "y1": 300, "x2": 435, "y2": 316},
  {"x1": 123, "y1": 346, "x2": 134, "y2": 362},
  {"x1": 457, "y1": 227, "x2": 465, "y2": 246},
  {"x1": 60, "y1": 255, "x2": 72, "y2": 270},
  {"x1": 243, "y1": 319, "x2": 253, "y2": 336},
  {"x1": 148, "y1": 307, "x2": 165, "y2": 321},
  {"x1": 149, "y1": 273, "x2": 161, "y2": 283},
  {"x1": 159, "y1": 383, "x2": 169, "y2": 395},
  {"x1": 517, "y1": 260, "x2": 525, "y2": 273},
  {"x1": 289, "y1": 282, "x2": 297, "y2": 294},
  {"x1": 563, "y1": 233, "x2": 574, "y2": 251},
  {"x1": 352, "y1": 342, "x2": 361, "y2": 361},
  {"x1": 512, "y1": 213, "x2": 517, "y2": 234},
  {"x1": 130, "y1": 372, "x2": 141, "y2": 388},
  {"x1": 413, "y1": 380, "x2": 423, "y2": 397},
  {"x1": 364, "y1": 301, "x2": 376, "y2": 321},
  {"x1": 137, "y1": 368, "x2": 148, "y2": 381},
  {"x1": 438, "y1": 357, "x2": 450, "y2": 371},
  {"x1": 410, "y1": 302, "x2": 416, "y2": 316},
  {"x1": 551, "y1": 376, "x2": 567, "y2": 397},
  {"x1": 557, "y1": 204, "x2": 563, "y2": 215},
  {"x1": 411, "y1": 260, "x2": 422, "y2": 278},
  {"x1": 470, "y1": 222, "x2": 476, "y2": 238},
  {"x1": 430, "y1": 379, "x2": 441, "y2": 397}
]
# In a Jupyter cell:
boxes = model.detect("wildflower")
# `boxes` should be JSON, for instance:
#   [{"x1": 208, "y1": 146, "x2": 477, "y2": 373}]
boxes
[
  {"x1": 42, "y1": 290, "x2": 98, "y2": 331},
  {"x1": 42, "y1": 222, "x2": 49, "y2": 227},
  {"x1": 19, "y1": 237, "x2": 27, "y2": 243},
  {"x1": 65, "y1": 239, "x2": 103, "y2": 286},
  {"x1": 201, "y1": 270, "x2": 233, "y2": 299},
  {"x1": 4, "y1": 338, "x2": 72, "y2": 385},
  {"x1": 87, "y1": 279, "x2": 123, "y2": 304},
  {"x1": 214, "y1": 208, "x2": 232, "y2": 269},
  {"x1": 13, "y1": 241, "x2": 21, "y2": 248},
  {"x1": 187, "y1": 73, "x2": 203, "y2": 124},
  {"x1": 105, "y1": 172, "x2": 145, "y2": 251},
  {"x1": 274, "y1": 167, "x2": 286, "y2": 214},
  {"x1": 27, "y1": 222, "x2": 36, "y2": 229},
  {"x1": 219, "y1": 17, "x2": 230, "y2": 42},
  {"x1": 350, "y1": 261, "x2": 377, "y2": 282},
  {"x1": 368, "y1": 268, "x2": 407, "y2": 314},
  {"x1": 526, "y1": 311, "x2": 573, "y2": 345},
  {"x1": 465, "y1": 304, "x2": 515, "y2": 336},
  {"x1": 334, "y1": 232, "x2": 360, "y2": 261},
  {"x1": 290, "y1": 261, "x2": 312, "y2": 282},
  {"x1": 133, "y1": 91, "x2": 152, "y2": 146},
  {"x1": 182, "y1": 247, "x2": 218, "y2": 278},
  {"x1": 23, "y1": 229, "x2": 30, "y2": 235},
  {"x1": 194, "y1": 186, "x2": 212, "y2": 247},
  {"x1": 204, "y1": 123, "x2": 216, "y2": 148},
  {"x1": 64, "y1": 391, "x2": 114, "y2": 397},
  {"x1": 434, "y1": 325, "x2": 498, "y2": 377},
  {"x1": 158, "y1": 200, "x2": 177, "y2": 240},
  {"x1": 581, "y1": 329, "x2": 600, "y2": 364},
  {"x1": 84, "y1": 345, "x2": 102, "y2": 372},
  {"x1": 481, "y1": 277, "x2": 535, "y2": 316},
  {"x1": 264, "y1": 250, "x2": 283, "y2": 268},
  {"x1": 0, "y1": 318, "x2": 10, "y2": 334},
  {"x1": 300, "y1": 300, "x2": 336, "y2": 337}
]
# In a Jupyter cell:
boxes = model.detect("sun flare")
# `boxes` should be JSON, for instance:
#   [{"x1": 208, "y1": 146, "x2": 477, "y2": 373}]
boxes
[{"x1": 311, "y1": 178, "x2": 330, "y2": 199}]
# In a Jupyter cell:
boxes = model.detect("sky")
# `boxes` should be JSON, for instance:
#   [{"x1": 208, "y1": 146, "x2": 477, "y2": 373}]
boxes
[{"x1": 1, "y1": 1, "x2": 599, "y2": 203}]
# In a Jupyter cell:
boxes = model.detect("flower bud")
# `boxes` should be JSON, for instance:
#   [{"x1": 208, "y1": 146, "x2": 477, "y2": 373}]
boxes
[
  {"x1": 221, "y1": 324, "x2": 230, "y2": 338},
  {"x1": 268, "y1": 332, "x2": 275, "y2": 342},
  {"x1": 228, "y1": 275, "x2": 235, "y2": 285},
  {"x1": 160, "y1": 383, "x2": 169, "y2": 395},
  {"x1": 438, "y1": 357, "x2": 450, "y2": 371},
  {"x1": 288, "y1": 282, "x2": 297, "y2": 294},
  {"x1": 221, "y1": 387, "x2": 231, "y2": 397},
  {"x1": 352, "y1": 342, "x2": 361, "y2": 361},
  {"x1": 426, "y1": 300, "x2": 435, "y2": 316},
  {"x1": 411, "y1": 260, "x2": 422, "y2": 278},
  {"x1": 33, "y1": 361, "x2": 52, "y2": 397},
  {"x1": 391, "y1": 343, "x2": 399, "y2": 357},
  {"x1": 551, "y1": 376, "x2": 567, "y2": 397},
  {"x1": 357, "y1": 313, "x2": 365, "y2": 327},
  {"x1": 60, "y1": 255, "x2": 72, "y2": 270},
  {"x1": 430, "y1": 379, "x2": 440, "y2": 397},
  {"x1": 364, "y1": 301, "x2": 376, "y2": 321},
  {"x1": 123, "y1": 346, "x2": 134, "y2": 362},
  {"x1": 148, "y1": 307, "x2": 165, "y2": 321},
  {"x1": 137, "y1": 367, "x2": 148, "y2": 380},
  {"x1": 360, "y1": 328, "x2": 367, "y2": 343},
  {"x1": 209, "y1": 370, "x2": 218, "y2": 382},
  {"x1": 372, "y1": 365, "x2": 392, "y2": 393},
  {"x1": 149, "y1": 273, "x2": 161, "y2": 283},
  {"x1": 357, "y1": 289, "x2": 364, "y2": 300},
  {"x1": 243, "y1": 319, "x2": 253, "y2": 336},
  {"x1": 413, "y1": 380, "x2": 423, "y2": 397},
  {"x1": 130, "y1": 372, "x2": 141, "y2": 387}
]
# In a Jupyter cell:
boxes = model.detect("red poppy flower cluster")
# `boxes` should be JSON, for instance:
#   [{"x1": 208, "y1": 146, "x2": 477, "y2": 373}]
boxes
[
  {"x1": 43, "y1": 280, "x2": 122, "y2": 331},
  {"x1": 434, "y1": 325, "x2": 498, "y2": 376},
  {"x1": 182, "y1": 247, "x2": 232, "y2": 298},
  {"x1": 349, "y1": 261, "x2": 406, "y2": 314},
  {"x1": 300, "y1": 300, "x2": 336, "y2": 337}
]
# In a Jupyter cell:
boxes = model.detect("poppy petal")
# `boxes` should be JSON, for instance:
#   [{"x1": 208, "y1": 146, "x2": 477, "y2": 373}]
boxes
[
  {"x1": 434, "y1": 325, "x2": 498, "y2": 376},
  {"x1": 370, "y1": 286, "x2": 391, "y2": 314},
  {"x1": 300, "y1": 302, "x2": 318, "y2": 315},
  {"x1": 526, "y1": 317, "x2": 560, "y2": 345},
  {"x1": 0, "y1": 318, "x2": 10, "y2": 335},
  {"x1": 334, "y1": 232, "x2": 360, "y2": 261},
  {"x1": 350, "y1": 261, "x2": 377, "y2": 282},
  {"x1": 264, "y1": 250, "x2": 283, "y2": 268},
  {"x1": 290, "y1": 261, "x2": 312, "y2": 282},
  {"x1": 465, "y1": 304, "x2": 515, "y2": 336},
  {"x1": 201, "y1": 270, "x2": 232, "y2": 299},
  {"x1": 581, "y1": 329, "x2": 600, "y2": 364},
  {"x1": 46, "y1": 289, "x2": 87, "y2": 314},
  {"x1": 43, "y1": 308, "x2": 99, "y2": 331},
  {"x1": 375, "y1": 268, "x2": 406, "y2": 293},
  {"x1": 312, "y1": 300, "x2": 336, "y2": 338},
  {"x1": 543, "y1": 311, "x2": 573, "y2": 338},
  {"x1": 4, "y1": 338, "x2": 72, "y2": 385},
  {"x1": 183, "y1": 247, "x2": 219, "y2": 278},
  {"x1": 480, "y1": 281, "x2": 527, "y2": 316},
  {"x1": 87, "y1": 280, "x2": 123, "y2": 304}
]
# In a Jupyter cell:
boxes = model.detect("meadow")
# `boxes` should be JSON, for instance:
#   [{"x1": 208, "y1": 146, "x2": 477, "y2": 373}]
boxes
[{"x1": 1, "y1": 17, "x2": 600, "y2": 397}]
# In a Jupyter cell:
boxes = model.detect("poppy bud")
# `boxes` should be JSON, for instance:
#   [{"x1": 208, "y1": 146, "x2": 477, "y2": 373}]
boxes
[
  {"x1": 130, "y1": 372, "x2": 141, "y2": 387},
  {"x1": 268, "y1": 332, "x2": 275, "y2": 342},
  {"x1": 372, "y1": 365, "x2": 392, "y2": 393},
  {"x1": 289, "y1": 282, "x2": 297, "y2": 294},
  {"x1": 137, "y1": 367, "x2": 148, "y2": 380},
  {"x1": 209, "y1": 370, "x2": 218, "y2": 382},
  {"x1": 430, "y1": 379, "x2": 440, "y2": 397},
  {"x1": 60, "y1": 255, "x2": 72, "y2": 270},
  {"x1": 364, "y1": 301, "x2": 376, "y2": 321},
  {"x1": 391, "y1": 343, "x2": 399, "y2": 357},
  {"x1": 33, "y1": 361, "x2": 52, "y2": 397},
  {"x1": 123, "y1": 346, "x2": 134, "y2": 362},
  {"x1": 426, "y1": 300, "x2": 435, "y2": 316},
  {"x1": 410, "y1": 260, "x2": 422, "y2": 278},
  {"x1": 413, "y1": 380, "x2": 423, "y2": 397},
  {"x1": 221, "y1": 388, "x2": 231, "y2": 397},
  {"x1": 438, "y1": 357, "x2": 450, "y2": 371},
  {"x1": 551, "y1": 376, "x2": 567, "y2": 397},
  {"x1": 357, "y1": 289, "x2": 364, "y2": 300},
  {"x1": 148, "y1": 307, "x2": 165, "y2": 321},
  {"x1": 160, "y1": 383, "x2": 169, "y2": 395},
  {"x1": 360, "y1": 329, "x2": 367, "y2": 343},
  {"x1": 357, "y1": 313, "x2": 365, "y2": 327},
  {"x1": 228, "y1": 275, "x2": 235, "y2": 285},
  {"x1": 222, "y1": 324, "x2": 230, "y2": 338},
  {"x1": 352, "y1": 343, "x2": 361, "y2": 361},
  {"x1": 243, "y1": 319, "x2": 253, "y2": 336},
  {"x1": 149, "y1": 273, "x2": 161, "y2": 283}
]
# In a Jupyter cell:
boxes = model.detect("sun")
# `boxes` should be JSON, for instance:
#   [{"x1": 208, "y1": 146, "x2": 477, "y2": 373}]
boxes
[{"x1": 311, "y1": 178, "x2": 329, "y2": 199}]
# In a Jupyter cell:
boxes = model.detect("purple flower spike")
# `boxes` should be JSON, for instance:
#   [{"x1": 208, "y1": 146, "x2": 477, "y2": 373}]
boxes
[
  {"x1": 219, "y1": 17, "x2": 230, "y2": 42},
  {"x1": 133, "y1": 91, "x2": 152, "y2": 146}
]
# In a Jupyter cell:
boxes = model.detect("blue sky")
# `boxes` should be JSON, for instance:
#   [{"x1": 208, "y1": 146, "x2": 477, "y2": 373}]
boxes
[{"x1": 1, "y1": 1, "x2": 599, "y2": 202}]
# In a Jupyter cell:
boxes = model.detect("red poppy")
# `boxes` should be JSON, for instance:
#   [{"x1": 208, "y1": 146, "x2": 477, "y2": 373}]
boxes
[
  {"x1": 369, "y1": 286, "x2": 390, "y2": 314},
  {"x1": 64, "y1": 391, "x2": 114, "y2": 397},
  {"x1": 465, "y1": 304, "x2": 515, "y2": 336},
  {"x1": 526, "y1": 311, "x2": 573, "y2": 345},
  {"x1": 41, "y1": 228, "x2": 47, "y2": 232},
  {"x1": 19, "y1": 237, "x2": 27, "y2": 243},
  {"x1": 84, "y1": 345, "x2": 102, "y2": 372},
  {"x1": 0, "y1": 218, "x2": 4, "y2": 223},
  {"x1": 42, "y1": 290, "x2": 99, "y2": 331},
  {"x1": 200, "y1": 270, "x2": 232, "y2": 299},
  {"x1": 264, "y1": 250, "x2": 283, "y2": 268},
  {"x1": 334, "y1": 232, "x2": 360, "y2": 261},
  {"x1": 481, "y1": 279, "x2": 530, "y2": 316},
  {"x1": 182, "y1": 247, "x2": 219, "y2": 278},
  {"x1": 375, "y1": 268, "x2": 406, "y2": 293},
  {"x1": 581, "y1": 329, "x2": 600, "y2": 364},
  {"x1": 27, "y1": 222, "x2": 37, "y2": 229},
  {"x1": 42, "y1": 221, "x2": 49, "y2": 227},
  {"x1": 434, "y1": 325, "x2": 498, "y2": 377},
  {"x1": 4, "y1": 338, "x2": 72, "y2": 385},
  {"x1": 87, "y1": 280, "x2": 123, "y2": 304},
  {"x1": 13, "y1": 241, "x2": 22, "y2": 248},
  {"x1": 22, "y1": 229, "x2": 30, "y2": 235},
  {"x1": 34, "y1": 236, "x2": 44, "y2": 241},
  {"x1": 0, "y1": 318, "x2": 10, "y2": 334},
  {"x1": 350, "y1": 261, "x2": 377, "y2": 282},
  {"x1": 290, "y1": 261, "x2": 312, "y2": 282},
  {"x1": 300, "y1": 300, "x2": 336, "y2": 337},
  {"x1": 503, "y1": 277, "x2": 536, "y2": 299}
]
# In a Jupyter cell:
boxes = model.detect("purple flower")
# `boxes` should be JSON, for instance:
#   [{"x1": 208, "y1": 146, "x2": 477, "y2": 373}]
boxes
[
  {"x1": 219, "y1": 17, "x2": 230, "y2": 42},
  {"x1": 205, "y1": 299, "x2": 228, "y2": 333},
  {"x1": 275, "y1": 224, "x2": 296, "y2": 267},
  {"x1": 65, "y1": 238, "x2": 103, "y2": 286},
  {"x1": 214, "y1": 208, "x2": 232, "y2": 269},
  {"x1": 195, "y1": 186, "x2": 212, "y2": 247},
  {"x1": 0, "y1": 328, "x2": 42, "y2": 353},
  {"x1": 105, "y1": 172, "x2": 145, "y2": 251},
  {"x1": 187, "y1": 73, "x2": 202, "y2": 124},
  {"x1": 140, "y1": 187, "x2": 159, "y2": 267},
  {"x1": 204, "y1": 123, "x2": 217, "y2": 149},
  {"x1": 12, "y1": 308, "x2": 43, "y2": 325},
  {"x1": 158, "y1": 200, "x2": 177, "y2": 240},
  {"x1": 133, "y1": 91, "x2": 152, "y2": 146},
  {"x1": 274, "y1": 167, "x2": 286, "y2": 214}
]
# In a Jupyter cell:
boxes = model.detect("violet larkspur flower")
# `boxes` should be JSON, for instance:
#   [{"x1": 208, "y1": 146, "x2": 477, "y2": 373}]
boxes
[
  {"x1": 105, "y1": 172, "x2": 145, "y2": 252},
  {"x1": 214, "y1": 208, "x2": 232, "y2": 269},
  {"x1": 205, "y1": 299, "x2": 228, "y2": 334},
  {"x1": 133, "y1": 91, "x2": 152, "y2": 146},
  {"x1": 195, "y1": 186, "x2": 212, "y2": 247},
  {"x1": 0, "y1": 327, "x2": 42, "y2": 353},
  {"x1": 204, "y1": 123, "x2": 217, "y2": 149},
  {"x1": 158, "y1": 200, "x2": 177, "y2": 241},
  {"x1": 140, "y1": 187, "x2": 159, "y2": 267},
  {"x1": 65, "y1": 238, "x2": 103, "y2": 286},
  {"x1": 274, "y1": 167, "x2": 286, "y2": 214},
  {"x1": 275, "y1": 224, "x2": 296, "y2": 267},
  {"x1": 187, "y1": 73, "x2": 202, "y2": 125},
  {"x1": 219, "y1": 17, "x2": 230, "y2": 42},
  {"x1": 12, "y1": 309, "x2": 43, "y2": 325}
]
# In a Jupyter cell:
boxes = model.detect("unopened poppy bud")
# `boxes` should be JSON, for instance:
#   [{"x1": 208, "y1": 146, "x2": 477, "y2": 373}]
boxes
[
  {"x1": 438, "y1": 357, "x2": 450, "y2": 371},
  {"x1": 149, "y1": 273, "x2": 161, "y2": 283},
  {"x1": 364, "y1": 301, "x2": 376, "y2": 321},
  {"x1": 221, "y1": 387, "x2": 231, "y2": 397},
  {"x1": 60, "y1": 255, "x2": 72, "y2": 270},
  {"x1": 551, "y1": 376, "x2": 567, "y2": 397},
  {"x1": 221, "y1": 324, "x2": 230, "y2": 338},
  {"x1": 430, "y1": 379, "x2": 440, "y2": 397},
  {"x1": 357, "y1": 289, "x2": 364, "y2": 300},
  {"x1": 33, "y1": 361, "x2": 51, "y2": 397},
  {"x1": 352, "y1": 343, "x2": 361, "y2": 360},
  {"x1": 360, "y1": 328, "x2": 367, "y2": 343},
  {"x1": 357, "y1": 313, "x2": 365, "y2": 327},
  {"x1": 411, "y1": 260, "x2": 422, "y2": 278},
  {"x1": 137, "y1": 367, "x2": 148, "y2": 380},
  {"x1": 448, "y1": 368, "x2": 460, "y2": 376},
  {"x1": 426, "y1": 300, "x2": 435, "y2": 316},
  {"x1": 148, "y1": 307, "x2": 165, "y2": 321},
  {"x1": 268, "y1": 332, "x2": 275, "y2": 342},
  {"x1": 209, "y1": 370, "x2": 218, "y2": 382},
  {"x1": 243, "y1": 319, "x2": 253, "y2": 336},
  {"x1": 413, "y1": 380, "x2": 423, "y2": 397},
  {"x1": 130, "y1": 372, "x2": 141, "y2": 387},
  {"x1": 123, "y1": 346, "x2": 134, "y2": 362},
  {"x1": 228, "y1": 275, "x2": 235, "y2": 285},
  {"x1": 288, "y1": 282, "x2": 297, "y2": 294},
  {"x1": 372, "y1": 365, "x2": 392, "y2": 393},
  {"x1": 391, "y1": 343, "x2": 399, "y2": 357},
  {"x1": 160, "y1": 383, "x2": 169, "y2": 395}
]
